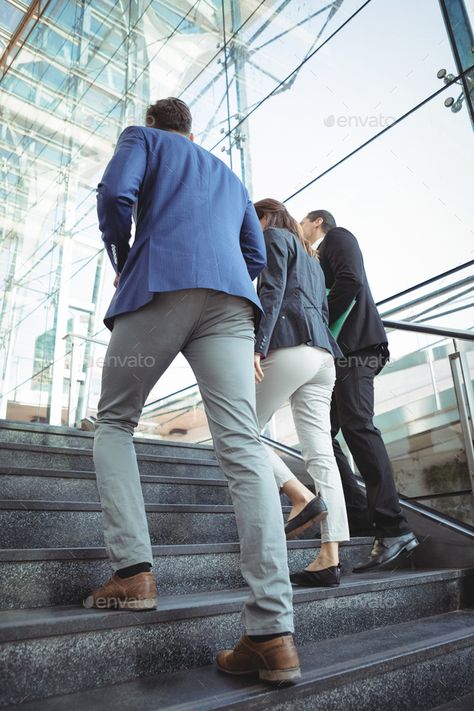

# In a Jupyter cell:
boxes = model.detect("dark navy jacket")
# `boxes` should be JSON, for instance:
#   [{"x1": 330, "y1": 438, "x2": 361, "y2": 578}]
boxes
[
  {"x1": 254, "y1": 227, "x2": 342, "y2": 359},
  {"x1": 317, "y1": 227, "x2": 388, "y2": 356},
  {"x1": 97, "y1": 126, "x2": 265, "y2": 330}
]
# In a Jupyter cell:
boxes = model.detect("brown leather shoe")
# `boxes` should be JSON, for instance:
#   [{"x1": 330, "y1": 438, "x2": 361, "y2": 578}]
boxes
[
  {"x1": 216, "y1": 634, "x2": 301, "y2": 684},
  {"x1": 83, "y1": 572, "x2": 157, "y2": 610}
]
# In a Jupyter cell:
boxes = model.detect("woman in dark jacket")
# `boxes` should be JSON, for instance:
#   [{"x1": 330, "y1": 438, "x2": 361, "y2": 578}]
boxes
[{"x1": 253, "y1": 199, "x2": 349, "y2": 587}]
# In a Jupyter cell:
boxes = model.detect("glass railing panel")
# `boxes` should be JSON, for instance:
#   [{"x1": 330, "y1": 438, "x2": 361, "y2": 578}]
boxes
[
  {"x1": 0, "y1": 241, "x2": 62, "y2": 422},
  {"x1": 252, "y1": 330, "x2": 474, "y2": 527},
  {"x1": 1, "y1": 357, "x2": 57, "y2": 425},
  {"x1": 76, "y1": 348, "x2": 206, "y2": 442},
  {"x1": 374, "y1": 331, "x2": 473, "y2": 526},
  {"x1": 264, "y1": 401, "x2": 298, "y2": 448},
  {"x1": 139, "y1": 383, "x2": 211, "y2": 442},
  {"x1": 413, "y1": 492, "x2": 474, "y2": 527},
  {"x1": 375, "y1": 333, "x2": 470, "y2": 494}
]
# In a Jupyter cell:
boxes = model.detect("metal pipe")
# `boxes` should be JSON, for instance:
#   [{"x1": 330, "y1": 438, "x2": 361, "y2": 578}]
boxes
[
  {"x1": 67, "y1": 338, "x2": 78, "y2": 428},
  {"x1": 0, "y1": 0, "x2": 53, "y2": 81},
  {"x1": 383, "y1": 319, "x2": 474, "y2": 341},
  {"x1": 379, "y1": 276, "x2": 473, "y2": 318},
  {"x1": 62, "y1": 333, "x2": 108, "y2": 347},
  {"x1": 449, "y1": 351, "x2": 474, "y2": 491},
  {"x1": 458, "y1": 349, "x2": 474, "y2": 439},
  {"x1": 376, "y1": 259, "x2": 474, "y2": 307}
]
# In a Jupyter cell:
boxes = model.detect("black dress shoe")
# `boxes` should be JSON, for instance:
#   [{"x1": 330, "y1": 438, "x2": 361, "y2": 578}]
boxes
[
  {"x1": 285, "y1": 495, "x2": 328, "y2": 539},
  {"x1": 353, "y1": 532, "x2": 419, "y2": 573},
  {"x1": 290, "y1": 564, "x2": 340, "y2": 587}
]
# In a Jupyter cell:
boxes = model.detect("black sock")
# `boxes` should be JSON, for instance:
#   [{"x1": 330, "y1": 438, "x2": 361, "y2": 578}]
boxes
[
  {"x1": 248, "y1": 632, "x2": 292, "y2": 643},
  {"x1": 116, "y1": 562, "x2": 152, "y2": 579}
]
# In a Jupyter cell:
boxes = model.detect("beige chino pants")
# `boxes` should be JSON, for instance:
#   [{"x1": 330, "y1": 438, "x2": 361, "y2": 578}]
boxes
[{"x1": 93, "y1": 289, "x2": 294, "y2": 634}]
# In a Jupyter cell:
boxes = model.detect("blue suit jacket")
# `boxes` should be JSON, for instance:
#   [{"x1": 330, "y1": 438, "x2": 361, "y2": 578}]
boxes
[{"x1": 97, "y1": 126, "x2": 265, "y2": 330}]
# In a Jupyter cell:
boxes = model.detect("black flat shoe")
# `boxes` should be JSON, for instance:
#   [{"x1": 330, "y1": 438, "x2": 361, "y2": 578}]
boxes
[
  {"x1": 290, "y1": 564, "x2": 341, "y2": 587},
  {"x1": 285, "y1": 494, "x2": 328, "y2": 540},
  {"x1": 353, "y1": 532, "x2": 419, "y2": 573}
]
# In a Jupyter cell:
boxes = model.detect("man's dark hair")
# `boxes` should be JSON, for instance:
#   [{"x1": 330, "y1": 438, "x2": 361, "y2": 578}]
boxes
[
  {"x1": 306, "y1": 209, "x2": 336, "y2": 235},
  {"x1": 145, "y1": 97, "x2": 192, "y2": 134}
]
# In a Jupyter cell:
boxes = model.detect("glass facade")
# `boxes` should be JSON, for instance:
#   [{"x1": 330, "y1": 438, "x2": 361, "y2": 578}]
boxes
[{"x1": 0, "y1": 0, "x2": 473, "y2": 428}]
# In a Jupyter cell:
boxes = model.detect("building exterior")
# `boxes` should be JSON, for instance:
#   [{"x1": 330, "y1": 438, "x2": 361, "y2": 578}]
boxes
[{"x1": 0, "y1": 0, "x2": 352, "y2": 424}]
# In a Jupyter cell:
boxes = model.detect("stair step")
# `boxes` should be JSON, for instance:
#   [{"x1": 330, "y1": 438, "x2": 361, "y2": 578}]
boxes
[
  {"x1": 431, "y1": 690, "x2": 474, "y2": 710},
  {"x1": 1, "y1": 598, "x2": 472, "y2": 707},
  {"x1": 0, "y1": 539, "x2": 374, "y2": 608},
  {"x1": 2, "y1": 420, "x2": 473, "y2": 709},
  {"x1": 0, "y1": 421, "x2": 215, "y2": 458},
  {"x1": 0, "y1": 443, "x2": 223, "y2": 478},
  {"x1": 0, "y1": 468, "x2": 232, "y2": 504},
  {"x1": 0, "y1": 496, "x2": 346, "y2": 548},
  {"x1": 0, "y1": 500, "x2": 255, "y2": 547}
]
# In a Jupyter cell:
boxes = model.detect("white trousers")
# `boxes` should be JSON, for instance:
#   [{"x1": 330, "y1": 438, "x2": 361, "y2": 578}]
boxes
[{"x1": 256, "y1": 345, "x2": 350, "y2": 543}]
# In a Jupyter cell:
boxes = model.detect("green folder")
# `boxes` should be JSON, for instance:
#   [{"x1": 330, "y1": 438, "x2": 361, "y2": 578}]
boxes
[{"x1": 326, "y1": 288, "x2": 356, "y2": 339}]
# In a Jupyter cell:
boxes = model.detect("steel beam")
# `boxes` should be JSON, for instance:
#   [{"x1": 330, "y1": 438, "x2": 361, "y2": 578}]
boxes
[
  {"x1": 438, "y1": 0, "x2": 474, "y2": 128},
  {"x1": 0, "y1": 0, "x2": 53, "y2": 82}
]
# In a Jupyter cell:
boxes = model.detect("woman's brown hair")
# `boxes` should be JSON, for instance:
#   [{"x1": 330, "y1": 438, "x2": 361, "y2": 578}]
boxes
[{"x1": 253, "y1": 198, "x2": 313, "y2": 256}]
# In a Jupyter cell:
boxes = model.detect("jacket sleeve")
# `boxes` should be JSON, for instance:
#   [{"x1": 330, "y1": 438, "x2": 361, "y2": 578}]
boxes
[
  {"x1": 239, "y1": 198, "x2": 266, "y2": 280},
  {"x1": 255, "y1": 229, "x2": 289, "y2": 357},
  {"x1": 319, "y1": 228, "x2": 364, "y2": 324},
  {"x1": 97, "y1": 126, "x2": 147, "y2": 273}
]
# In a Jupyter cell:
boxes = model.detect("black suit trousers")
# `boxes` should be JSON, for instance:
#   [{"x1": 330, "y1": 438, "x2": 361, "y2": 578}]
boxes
[{"x1": 330, "y1": 353, "x2": 410, "y2": 537}]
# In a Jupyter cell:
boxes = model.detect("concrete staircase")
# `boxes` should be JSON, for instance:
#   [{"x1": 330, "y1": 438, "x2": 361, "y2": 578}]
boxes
[{"x1": 0, "y1": 420, "x2": 473, "y2": 710}]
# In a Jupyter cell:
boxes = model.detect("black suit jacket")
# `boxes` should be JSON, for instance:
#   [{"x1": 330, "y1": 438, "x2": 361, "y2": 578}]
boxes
[
  {"x1": 255, "y1": 227, "x2": 342, "y2": 358},
  {"x1": 317, "y1": 227, "x2": 388, "y2": 356}
]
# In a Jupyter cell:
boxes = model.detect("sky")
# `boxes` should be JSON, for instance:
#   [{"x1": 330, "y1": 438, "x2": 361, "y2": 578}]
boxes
[{"x1": 240, "y1": 0, "x2": 473, "y2": 303}]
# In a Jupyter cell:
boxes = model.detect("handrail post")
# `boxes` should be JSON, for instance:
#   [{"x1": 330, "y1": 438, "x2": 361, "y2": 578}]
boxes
[
  {"x1": 67, "y1": 337, "x2": 79, "y2": 428},
  {"x1": 449, "y1": 345, "x2": 474, "y2": 492},
  {"x1": 458, "y1": 349, "x2": 474, "y2": 440},
  {"x1": 61, "y1": 332, "x2": 108, "y2": 428},
  {"x1": 427, "y1": 347, "x2": 441, "y2": 410}
]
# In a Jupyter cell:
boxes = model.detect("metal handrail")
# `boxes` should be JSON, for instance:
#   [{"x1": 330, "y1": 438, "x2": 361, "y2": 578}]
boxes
[
  {"x1": 142, "y1": 383, "x2": 199, "y2": 412},
  {"x1": 382, "y1": 319, "x2": 474, "y2": 341},
  {"x1": 379, "y1": 276, "x2": 474, "y2": 319},
  {"x1": 261, "y1": 435, "x2": 304, "y2": 460},
  {"x1": 262, "y1": 442, "x2": 474, "y2": 538},
  {"x1": 376, "y1": 259, "x2": 474, "y2": 307},
  {"x1": 62, "y1": 333, "x2": 108, "y2": 347}
]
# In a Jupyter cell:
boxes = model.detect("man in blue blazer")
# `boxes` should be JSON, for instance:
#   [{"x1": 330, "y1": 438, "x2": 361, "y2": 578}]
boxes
[{"x1": 85, "y1": 98, "x2": 300, "y2": 684}]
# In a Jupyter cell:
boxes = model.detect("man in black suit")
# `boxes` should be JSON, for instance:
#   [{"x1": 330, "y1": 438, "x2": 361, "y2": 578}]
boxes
[{"x1": 301, "y1": 210, "x2": 418, "y2": 572}]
